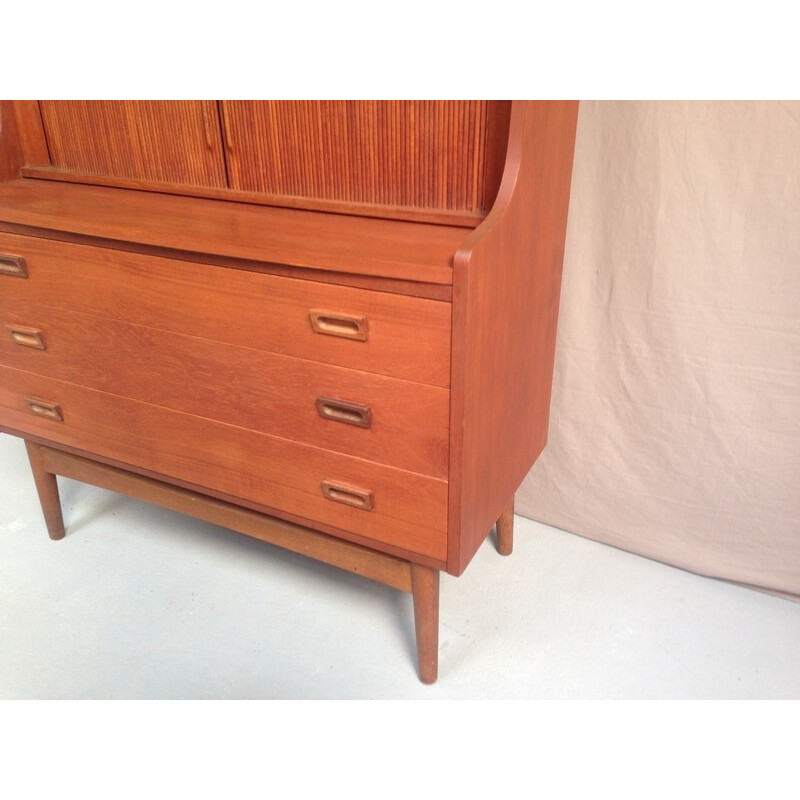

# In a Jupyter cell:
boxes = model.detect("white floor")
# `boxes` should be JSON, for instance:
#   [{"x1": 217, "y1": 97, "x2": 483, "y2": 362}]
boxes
[{"x1": 1, "y1": 435, "x2": 798, "y2": 700}]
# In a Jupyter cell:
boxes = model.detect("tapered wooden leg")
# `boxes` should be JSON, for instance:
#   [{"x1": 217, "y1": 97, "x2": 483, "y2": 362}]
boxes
[
  {"x1": 496, "y1": 497, "x2": 514, "y2": 556},
  {"x1": 410, "y1": 563, "x2": 439, "y2": 684},
  {"x1": 24, "y1": 441, "x2": 65, "y2": 540}
]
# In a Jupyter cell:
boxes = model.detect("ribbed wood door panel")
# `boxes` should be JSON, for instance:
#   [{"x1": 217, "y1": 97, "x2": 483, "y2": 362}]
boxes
[
  {"x1": 39, "y1": 101, "x2": 227, "y2": 188},
  {"x1": 222, "y1": 101, "x2": 508, "y2": 215}
]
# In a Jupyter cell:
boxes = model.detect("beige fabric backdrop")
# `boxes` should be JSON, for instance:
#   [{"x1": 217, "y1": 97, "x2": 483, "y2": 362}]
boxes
[{"x1": 518, "y1": 101, "x2": 800, "y2": 599}]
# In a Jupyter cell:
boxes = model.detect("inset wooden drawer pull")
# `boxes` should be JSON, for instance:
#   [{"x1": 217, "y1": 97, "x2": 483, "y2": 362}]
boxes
[
  {"x1": 321, "y1": 480, "x2": 374, "y2": 511},
  {"x1": 0, "y1": 254, "x2": 27, "y2": 278},
  {"x1": 7, "y1": 325, "x2": 46, "y2": 350},
  {"x1": 25, "y1": 397, "x2": 63, "y2": 422},
  {"x1": 316, "y1": 396, "x2": 372, "y2": 428},
  {"x1": 309, "y1": 310, "x2": 368, "y2": 341}
]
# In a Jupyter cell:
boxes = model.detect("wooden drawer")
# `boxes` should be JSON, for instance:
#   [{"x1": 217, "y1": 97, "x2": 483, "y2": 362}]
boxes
[
  {"x1": 0, "y1": 231, "x2": 451, "y2": 387},
  {"x1": 0, "y1": 302, "x2": 449, "y2": 479},
  {"x1": 0, "y1": 365, "x2": 448, "y2": 561}
]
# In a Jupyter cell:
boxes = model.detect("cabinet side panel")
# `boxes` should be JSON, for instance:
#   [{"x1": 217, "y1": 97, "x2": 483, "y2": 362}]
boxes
[
  {"x1": 481, "y1": 101, "x2": 512, "y2": 211},
  {"x1": 448, "y1": 100, "x2": 579, "y2": 575},
  {"x1": 11, "y1": 101, "x2": 50, "y2": 169},
  {"x1": 223, "y1": 101, "x2": 500, "y2": 215},
  {"x1": 39, "y1": 101, "x2": 227, "y2": 189},
  {"x1": 0, "y1": 102, "x2": 24, "y2": 181},
  {"x1": 1, "y1": 101, "x2": 51, "y2": 180}
]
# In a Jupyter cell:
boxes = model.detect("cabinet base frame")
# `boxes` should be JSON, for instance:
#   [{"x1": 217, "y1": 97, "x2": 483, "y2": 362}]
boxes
[{"x1": 22, "y1": 439, "x2": 515, "y2": 685}]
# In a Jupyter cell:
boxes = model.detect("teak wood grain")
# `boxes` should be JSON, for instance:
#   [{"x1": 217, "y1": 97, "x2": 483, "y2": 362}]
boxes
[
  {"x1": 23, "y1": 439, "x2": 65, "y2": 540},
  {"x1": 448, "y1": 100, "x2": 578, "y2": 574},
  {"x1": 19, "y1": 100, "x2": 511, "y2": 226},
  {"x1": 0, "y1": 100, "x2": 578, "y2": 683},
  {"x1": 38, "y1": 101, "x2": 228, "y2": 189},
  {"x1": 0, "y1": 179, "x2": 464, "y2": 284},
  {"x1": 7, "y1": 102, "x2": 50, "y2": 170},
  {"x1": 19, "y1": 166, "x2": 485, "y2": 229},
  {"x1": 0, "y1": 300, "x2": 450, "y2": 478},
  {"x1": 222, "y1": 101, "x2": 510, "y2": 219},
  {"x1": 29, "y1": 441, "x2": 446, "y2": 681},
  {"x1": 0, "y1": 222, "x2": 453, "y2": 301},
  {"x1": 9, "y1": 425, "x2": 446, "y2": 571},
  {"x1": 0, "y1": 364, "x2": 448, "y2": 561},
  {"x1": 0, "y1": 103, "x2": 25, "y2": 183},
  {"x1": 0, "y1": 231, "x2": 451, "y2": 387},
  {"x1": 411, "y1": 564, "x2": 440, "y2": 684},
  {"x1": 496, "y1": 497, "x2": 515, "y2": 556},
  {"x1": 37, "y1": 443, "x2": 415, "y2": 593}
]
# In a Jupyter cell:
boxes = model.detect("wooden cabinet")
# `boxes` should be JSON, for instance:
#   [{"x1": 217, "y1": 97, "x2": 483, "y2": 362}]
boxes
[{"x1": 0, "y1": 99, "x2": 578, "y2": 683}]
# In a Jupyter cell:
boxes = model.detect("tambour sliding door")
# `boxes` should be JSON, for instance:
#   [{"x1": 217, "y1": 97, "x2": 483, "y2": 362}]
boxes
[
  {"x1": 27, "y1": 101, "x2": 511, "y2": 224},
  {"x1": 38, "y1": 100, "x2": 228, "y2": 189},
  {"x1": 219, "y1": 100, "x2": 511, "y2": 222}
]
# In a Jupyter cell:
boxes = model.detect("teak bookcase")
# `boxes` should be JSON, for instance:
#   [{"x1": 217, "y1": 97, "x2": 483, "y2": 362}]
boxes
[{"x1": 0, "y1": 100, "x2": 578, "y2": 683}]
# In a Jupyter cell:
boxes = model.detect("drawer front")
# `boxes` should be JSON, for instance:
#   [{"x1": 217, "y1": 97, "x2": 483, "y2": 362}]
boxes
[
  {"x1": 0, "y1": 366, "x2": 448, "y2": 561},
  {"x1": 0, "y1": 231, "x2": 451, "y2": 387},
  {"x1": 0, "y1": 302, "x2": 449, "y2": 479}
]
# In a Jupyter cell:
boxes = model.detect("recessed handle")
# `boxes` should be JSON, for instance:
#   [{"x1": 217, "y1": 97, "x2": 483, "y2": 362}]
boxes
[
  {"x1": 309, "y1": 310, "x2": 368, "y2": 341},
  {"x1": 0, "y1": 254, "x2": 27, "y2": 278},
  {"x1": 25, "y1": 397, "x2": 63, "y2": 422},
  {"x1": 316, "y1": 396, "x2": 372, "y2": 428},
  {"x1": 7, "y1": 325, "x2": 46, "y2": 350},
  {"x1": 321, "y1": 480, "x2": 374, "y2": 511}
]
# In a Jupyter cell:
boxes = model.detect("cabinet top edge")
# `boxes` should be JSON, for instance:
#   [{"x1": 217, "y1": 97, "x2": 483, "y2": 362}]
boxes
[{"x1": 0, "y1": 179, "x2": 467, "y2": 285}]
